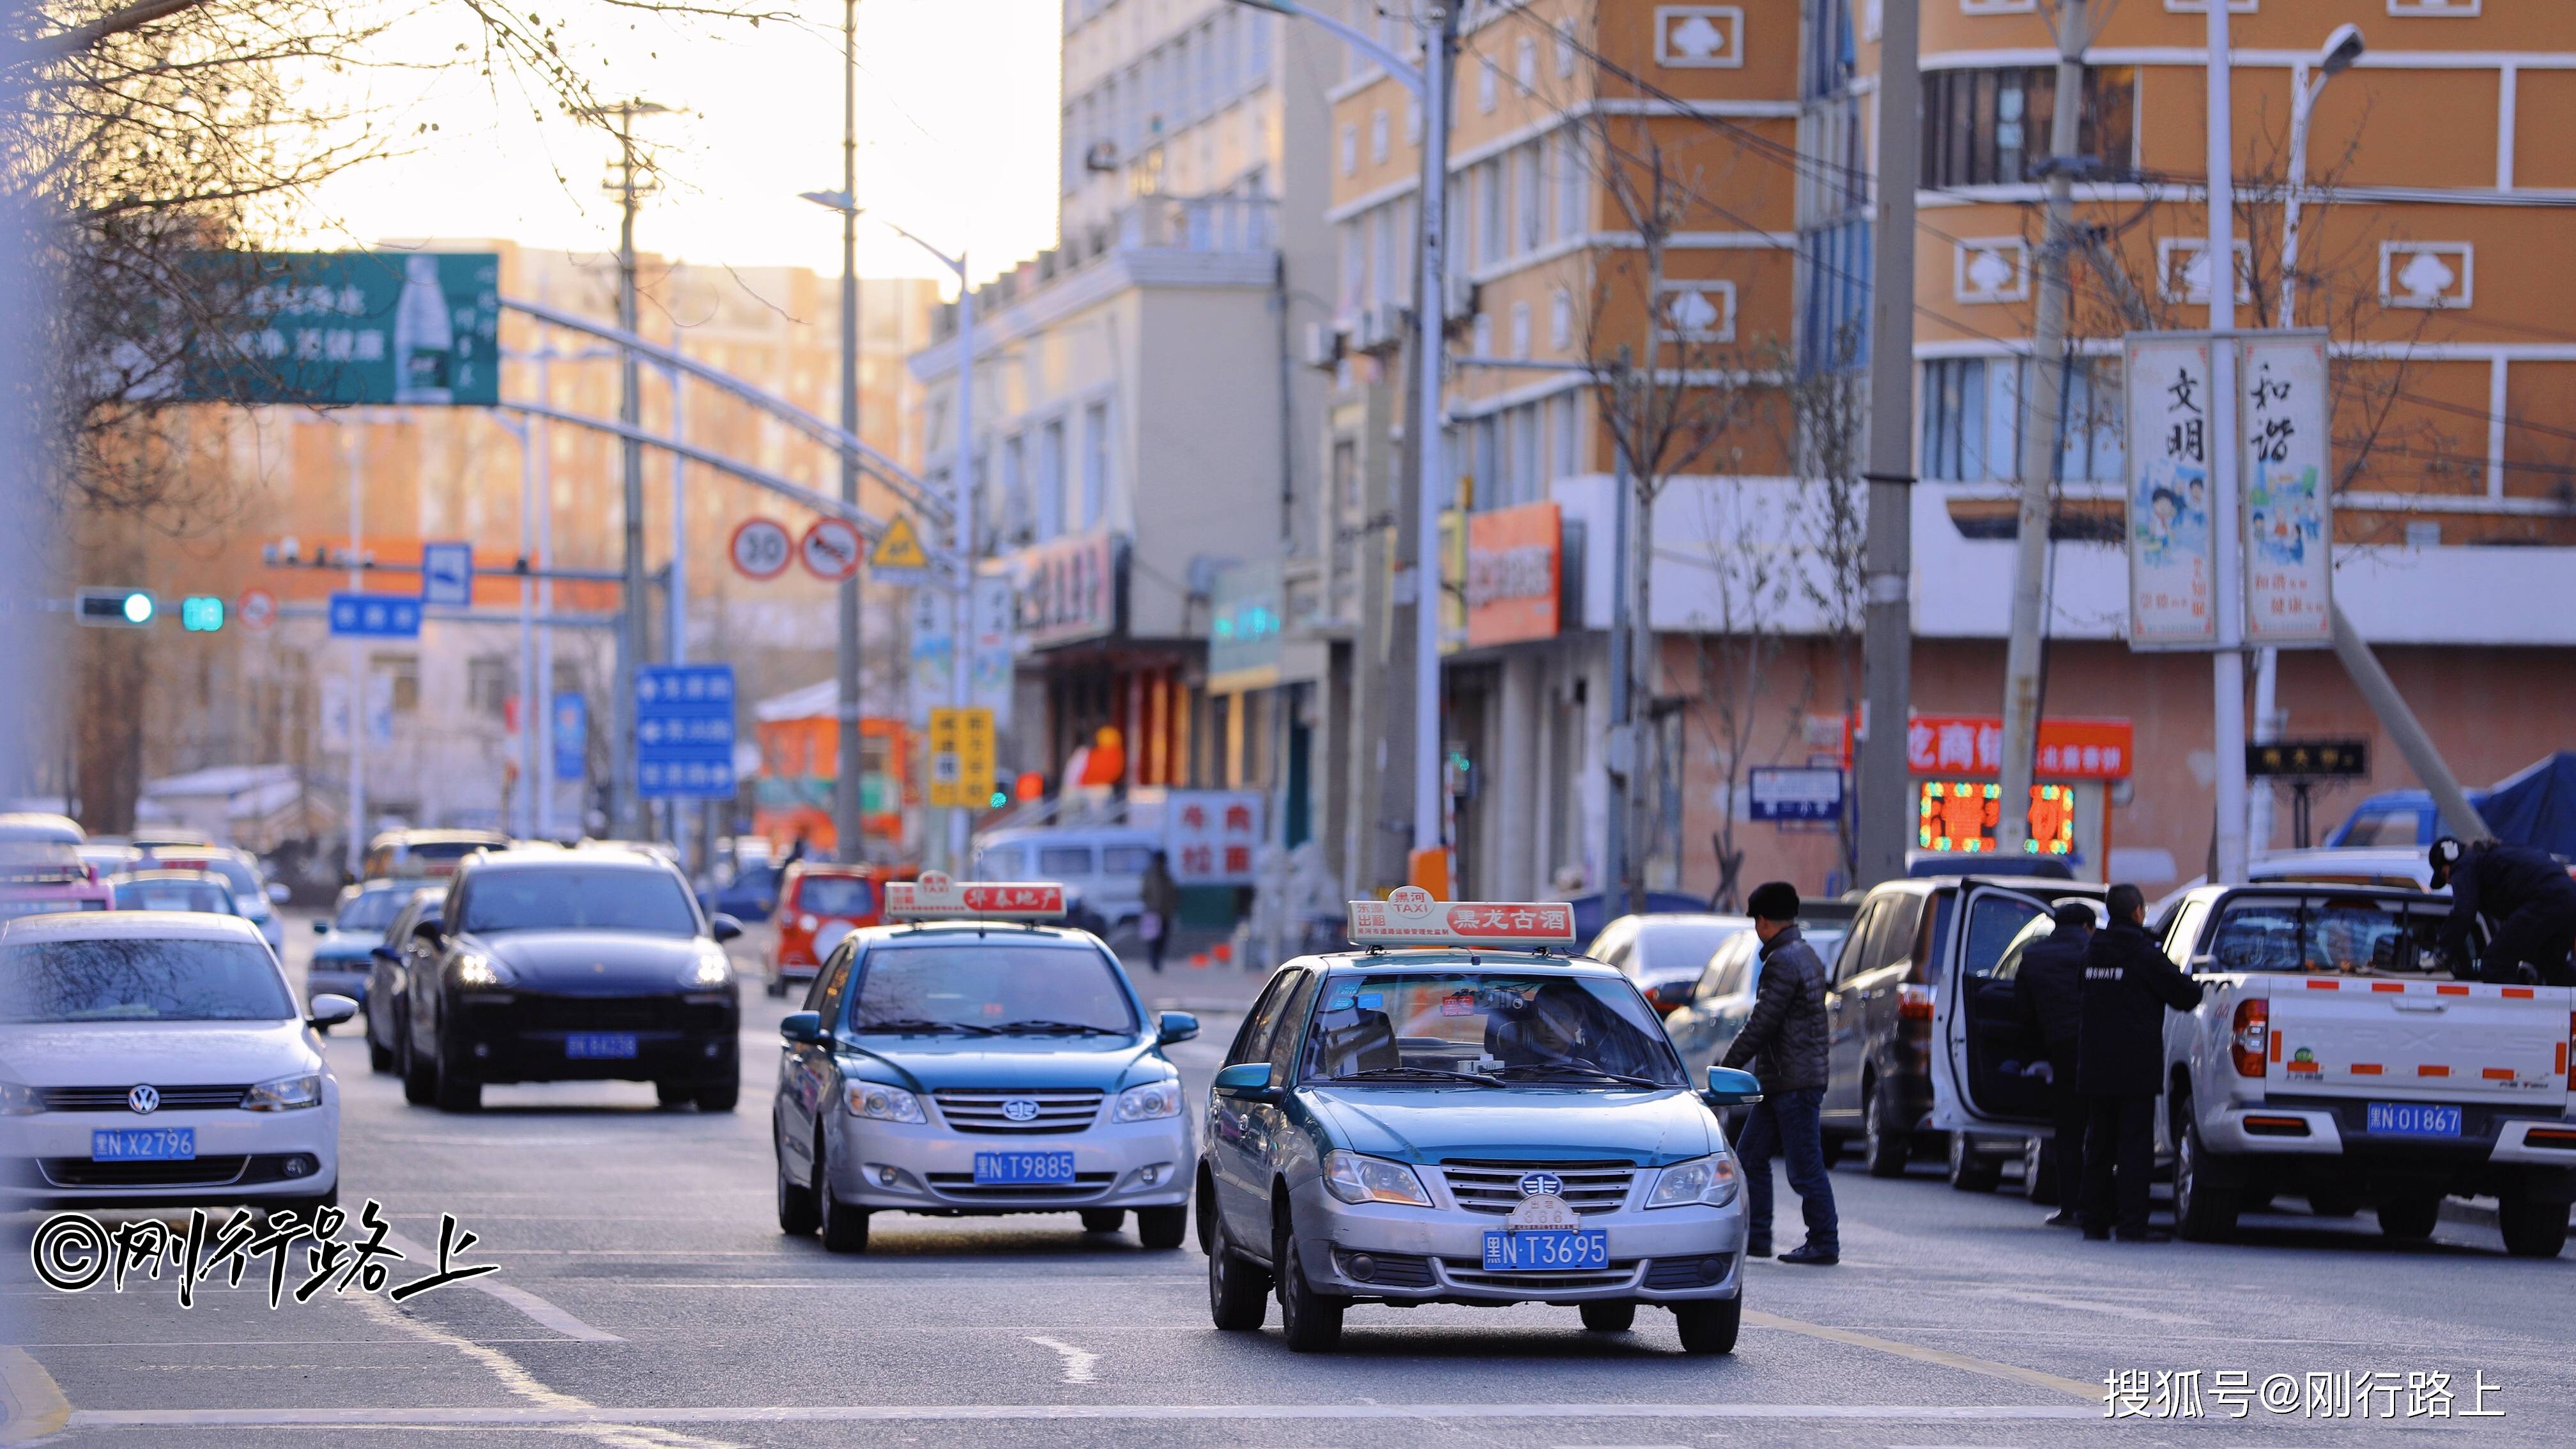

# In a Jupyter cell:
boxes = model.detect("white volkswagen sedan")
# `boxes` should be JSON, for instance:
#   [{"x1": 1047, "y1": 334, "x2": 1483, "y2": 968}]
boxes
[{"x1": 0, "y1": 912, "x2": 353, "y2": 1212}]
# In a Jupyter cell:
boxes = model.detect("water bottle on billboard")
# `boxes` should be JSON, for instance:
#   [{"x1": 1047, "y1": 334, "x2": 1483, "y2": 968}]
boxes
[{"x1": 392, "y1": 256, "x2": 454, "y2": 402}]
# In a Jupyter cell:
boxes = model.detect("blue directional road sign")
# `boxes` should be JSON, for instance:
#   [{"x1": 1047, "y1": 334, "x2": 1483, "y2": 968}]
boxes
[
  {"x1": 634, "y1": 664, "x2": 736, "y2": 800},
  {"x1": 328, "y1": 592, "x2": 422, "y2": 639},
  {"x1": 421, "y1": 541, "x2": 474, "y2": 608},
  {"x1": 1747, "y1": 765, "x2": 1844, "y2": 823}
]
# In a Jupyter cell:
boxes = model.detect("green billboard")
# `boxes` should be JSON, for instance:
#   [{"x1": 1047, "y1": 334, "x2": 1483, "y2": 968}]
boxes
[{"x1": 182, "y1": 251, "x2": 502, "y2": 406}]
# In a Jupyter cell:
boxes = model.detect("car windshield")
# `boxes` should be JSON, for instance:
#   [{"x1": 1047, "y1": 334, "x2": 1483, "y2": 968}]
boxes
[
  {"x1": 797, "y1": 877, "x2": 875, "y2": 917},
  {"x1": 337, "y1": 888, "x2": 416, "y2": 931},
  {"x1": 1299, "y1": 970, "x2": 1683, "y2": 1087},
  {"x1": 113, "y1": 878, "x2": 235, "y2": 914},
  {"x1": 165, "y1": 857, "x2": 259, "y2": 898},
  {"x1": 2205, "y1": 895, "x2": 2450, "y2": 977},
  {"x1": 456, "y1": 867, "x2": 698, "y2": 935},
  {"x1": 849, "y1": 942, "x2": 1137, "y2": 1035},
  {"x1": 0, "y1": 939, "x2": 295, "y2": 1022}
]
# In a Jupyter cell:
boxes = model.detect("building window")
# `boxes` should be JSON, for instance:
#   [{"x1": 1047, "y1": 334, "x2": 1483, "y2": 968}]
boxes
[
  {"x1": 1406, "y1": 96, "x2": 1422, "y2": 144},
  {"x1": 1476, "y1": 159, "x2": 1504, "y2": 267},
  {"x1": 1920, "y1": 356, "x2": 2126, "y2": 485},
  {"x1": 1471, "y1": 313, "x2": 1492, "y2": 357},
  {"x1": 1556, "y1": 22, "x2": 1577, "y2": 77},
  {"x1": 1477, "y1": 55, "x2": 1497, "y2": 112},
  {"x1": 1920, "y1": 65, "x2": 2135, "y2": 189},
  {"x1": 1339, "y1": 122, "x2": 1356, "y2": 176},
  {"x1": 372, "y1": 654, "x2": 420, "y2": 715},
  {"x1": 1370, "y1": 206, "x2": 1395, "y2": 307},
  {"x1": 1515, "y1": 36, "x2": 1537, "y2": 90},
  {"x1": 1799, "y1": 218, "x2": 1871, "y2": 372},
  {"x1": 1515, "y1": 143, "x2": 1543, "y2": 254},
  {"x1": 1556, "y1": 130, "x2": 1586, "y2": 236},
  {"x1": 1805, "y1": 0, "x2": 1859, "y2": 99},
  {"x1": 1508, "y1": 301, "x2": 1531, "y2": 358},
  {"x1": 1370, "y1": 108, "x2": 1388, "y2": 164},
  {"x1": 1549, "y1": 393, "x2": 1578, "y2": 479},
  {"x1": 1039, "y1": 418, "x2": 1067, "y2": 539},
  {"x1": 1082, "y1": 401, "x2": 1110, "y2": 527},
  {"x1": 466, "y1": 656, "x2": 512, "y2": 719},
  {"x1": 1340, "y1": 221, "x2": 1365, "y2": 313},
  {"x1": 1550, "y1": 288, "x2": 1572, "y2": 349}
]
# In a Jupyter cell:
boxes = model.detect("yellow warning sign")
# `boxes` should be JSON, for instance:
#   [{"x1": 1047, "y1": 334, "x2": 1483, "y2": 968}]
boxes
[{"x1": 870, "y1": 514, "x2": 933, "y2": 578}]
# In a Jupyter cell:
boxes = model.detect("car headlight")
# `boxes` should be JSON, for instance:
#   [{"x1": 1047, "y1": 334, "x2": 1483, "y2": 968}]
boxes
[
  {"x1": 798, "y1": 914, "x2": 818, "y2": 931},
  {"x1": 1321, "y1": 1149, "x2": 1432, "y2": 1207},
  {"x1": 681, "y1": 954, "x2": 733, "y2": 988},
  {"x1": 453, "y1": 954, "x2": 502, "y2": 986},
  {"x1": 1647, "y1": 1154, "x2": 1740, "y2": 1209},
  {"x1": 844, "y1": 1080, "x2": 925, "y2": 1123},
  {"x1": 243, "y1": 1072, "x2": 324, "y2": 1112},
  {"x1": 0, "y1": 1080, "x2": 38, "y2": 1117},
  {"x1": 1114, "y1": 1079, "x2": 1182, "y2": 1122}
]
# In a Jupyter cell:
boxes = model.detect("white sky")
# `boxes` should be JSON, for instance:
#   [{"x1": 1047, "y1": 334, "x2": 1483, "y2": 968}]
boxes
[{"x1": 295, "y1": 0, "x2": 1064, "y2": 290}]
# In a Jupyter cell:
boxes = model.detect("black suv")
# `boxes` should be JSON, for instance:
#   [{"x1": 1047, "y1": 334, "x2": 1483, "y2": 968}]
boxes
[
  {"x1": 399, "y1": 847, "x2": 744, "y2": 1112},
  {"x1": 1822, "y1": 875, "x2": 2106, "y2": 1178}
]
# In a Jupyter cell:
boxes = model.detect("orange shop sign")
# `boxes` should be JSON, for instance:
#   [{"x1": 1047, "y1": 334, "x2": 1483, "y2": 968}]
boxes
[
  {"x1": 1837, "y1": 714, "x2": 2135, "y2": 781},
  {"x1": 1464, "y1": 502, "x2": 1560, "y2": 648}
]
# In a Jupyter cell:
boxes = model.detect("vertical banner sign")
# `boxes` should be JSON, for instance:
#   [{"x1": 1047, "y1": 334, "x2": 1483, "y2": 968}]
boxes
[
  {"x1": 2238, "y1": 334, "x2": 2333, "y2": 646},
  {"x1": 553, "y1": 693, "x2": 588, "y2": 782},
  {"x1": 2123, "y1": 335, "x2": 2219, "y2": 648}
]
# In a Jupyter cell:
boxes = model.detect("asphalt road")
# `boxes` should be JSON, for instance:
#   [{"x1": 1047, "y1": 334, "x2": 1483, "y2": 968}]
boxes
[{"x1": 3, "y1": 918, "x2": 2570, "y2": 1446}]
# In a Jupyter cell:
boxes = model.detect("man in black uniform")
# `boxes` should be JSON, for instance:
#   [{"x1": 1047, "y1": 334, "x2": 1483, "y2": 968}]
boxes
[
  {"x1": 2429, "y1": 836, "x2": 2576, "y2": 987},
  {"x1": 2078, "y1": 884, "x2": 2203, "y2": 1242},
  {"x1": 2016, "y1": 901, "x2": 2096, "y2": 1225}
]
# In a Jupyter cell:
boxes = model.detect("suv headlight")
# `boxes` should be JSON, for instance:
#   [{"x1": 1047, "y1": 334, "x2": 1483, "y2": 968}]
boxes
[
  {"x1": 1647, "y1": 1154, "x2": 1740, "y2": 1209},
  {"x1": 453, "y1": 954, "x2": 502, "y2": 987},
  {"x1": 0, "y1": 1080, "x2": 39, "y2": 1117},
  {"x1": 243, "y1": 1073, "x2": 324, "y2": 1112},
  {"x1": 844, "y1": 1080, "x2": 925, "y2": 1123},
  {"x1": 681, "y1": 954, "x2": 733, "y2": 988},
  {"x1": 1322, "y1": 1149, "x2": 1432, "y2": 1207},
  {"x1": 1114, "y1": 1079, "x2": 1182, "y2": 1122}
]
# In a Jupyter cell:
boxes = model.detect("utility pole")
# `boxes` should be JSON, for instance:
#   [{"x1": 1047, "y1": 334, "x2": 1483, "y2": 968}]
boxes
[
  {"x1": 2205, "y1": 5, "x2": 2249, "y2": 884},
  {"x1": 833, "y1": 0, "x2": 867, "y2": 866},
  {"x1": 1857, "y1": 0, "x2": 1920, "y2": 889},
  {"x1": 1405, "y1": 1, "x2": 1456, "y2": 887},
  {"x1": 597, "y1": 98, "x2": 671, "y2": 841},
  {"x1": 534, "y1": 345, "x2": 556, "y2": 839},
  {"x1": 342, "y1": 422, "x2": 365, "y2": 878},
  {"x1": 947, "y1": 256, "x2": 975, "y2": 871},
  {"x1": 1995, "y1": 0, "x2": 2090, "y2": 857},
  {"x1": 1604, "y1": 400, "x2": 1633, "y2": 905}
]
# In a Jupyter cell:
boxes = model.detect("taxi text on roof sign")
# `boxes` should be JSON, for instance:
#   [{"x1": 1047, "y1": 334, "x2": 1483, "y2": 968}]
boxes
[
  {"x1": 884, "y1": 871, "x2": 1066, "y2": 922},
  {"x1": 1346, "y1": 886, "x2": 1575, "y2": 947}
]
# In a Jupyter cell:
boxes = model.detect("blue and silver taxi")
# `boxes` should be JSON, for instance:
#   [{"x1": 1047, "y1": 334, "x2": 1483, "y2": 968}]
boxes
[
  {"x1": 1197, "y1": 889, "x2": 1761, "y2": 1354},
  {"x1": 769, "y1": 875, "x2": 1197, "y2": 1253}
]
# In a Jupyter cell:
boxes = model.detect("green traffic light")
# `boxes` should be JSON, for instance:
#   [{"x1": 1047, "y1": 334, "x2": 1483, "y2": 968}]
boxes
[
  {"x1": 988, "y1": 790, "x2": 1009, "y2": 809},
  {"x1": 121, "y1": 592, "x2": 153, "y2": 624},
  {"x1": 180, "y1": 595, "x2": 224, "y2": 632}
]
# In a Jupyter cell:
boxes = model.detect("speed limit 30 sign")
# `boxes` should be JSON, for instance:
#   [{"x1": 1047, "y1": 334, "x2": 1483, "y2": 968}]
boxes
[
  {"x1": 730, "y1": 518, "x2": 792, "y2": 581},
  {"x1": 800, "y1": 518, "x2": 862, "y2": 583}
]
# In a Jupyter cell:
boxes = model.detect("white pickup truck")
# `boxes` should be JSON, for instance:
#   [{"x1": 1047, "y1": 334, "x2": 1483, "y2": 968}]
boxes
[{"x1": 1931, "y1": 881, "x2": 2575, "y2": 1256}]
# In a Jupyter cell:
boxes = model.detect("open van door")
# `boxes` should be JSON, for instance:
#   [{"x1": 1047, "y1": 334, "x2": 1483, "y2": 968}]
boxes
[{"x1": 1929, "y1": 880, "x2": 2062, "y2": 1132}]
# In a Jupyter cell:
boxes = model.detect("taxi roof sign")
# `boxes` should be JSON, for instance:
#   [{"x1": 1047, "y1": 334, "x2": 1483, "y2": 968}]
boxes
[
  {"x1": 1347, "y1": 887, "x2": 1575, "y2": 948},
  {"x1": 884, "y1": 871, "x2": 1066, "y2": 922}
]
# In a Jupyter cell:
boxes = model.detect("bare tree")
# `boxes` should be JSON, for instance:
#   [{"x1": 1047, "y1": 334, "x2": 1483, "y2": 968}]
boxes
[{"x1": 1784, "y1": 323, "x2": 1869, "y2": 889}]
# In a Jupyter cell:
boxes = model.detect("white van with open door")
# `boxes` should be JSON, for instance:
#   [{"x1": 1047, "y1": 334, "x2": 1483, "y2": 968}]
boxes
[{"x1": 1926, "y1": 880, "x2": 2101, "y2": 1193}]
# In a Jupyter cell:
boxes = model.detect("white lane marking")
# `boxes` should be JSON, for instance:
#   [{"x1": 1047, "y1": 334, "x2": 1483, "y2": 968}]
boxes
[
  {"x1": 1023, "y1": 1336, "x2": 1100, "y2": 1385},
  {"x1": 63, "y1": 1403, "x2": 2103, "y2": 1428},
  {"x1": 378, "y1": 1229, "x2": 624, "y2": 1343},
  {"x1": 1965, "y1": 1287, "x2": 2209, "y2": 1327}
]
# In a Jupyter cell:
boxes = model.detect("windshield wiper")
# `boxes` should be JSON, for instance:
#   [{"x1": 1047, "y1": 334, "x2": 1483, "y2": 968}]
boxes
[
  {"x1": 992, "y1": 1019, "x2": 1124, "y2": 1036},
  {"x1": 1494, "y1": 1063, "x2": 1663, "y2": 1088},
  {"x1": 1327, "y1": 1066, "x2": 1505, "y2": 1087},
  {"x1": 855, "y1": 1017, "x2": 996, "y2": 1036}
]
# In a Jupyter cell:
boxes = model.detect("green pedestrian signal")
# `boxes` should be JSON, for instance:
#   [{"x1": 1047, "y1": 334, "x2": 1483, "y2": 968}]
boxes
[{"x1": 181, "y1": 595, "x2": 226, "y2": 632}]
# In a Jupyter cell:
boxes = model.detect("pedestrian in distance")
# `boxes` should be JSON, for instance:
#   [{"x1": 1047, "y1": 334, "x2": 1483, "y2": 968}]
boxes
[
  {"x1": 2429, "y1": 836, "x2": 2576, "y2": 988},
  {"x1": 2076, "y1": 884, "x2": 2203, "y2": 1243},
  {"x1": 2015, "y1": 900, "x2": 2096, "y2": 1227},
  {"x1": 1137, "y1": 849, "x2": 1180, "y2": 974},
  {"x1": 1719, "y1": 881, "x2": 1839, "y2": 1266}
]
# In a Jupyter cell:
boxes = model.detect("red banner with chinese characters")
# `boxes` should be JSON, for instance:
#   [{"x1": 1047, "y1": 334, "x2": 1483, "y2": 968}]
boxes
[{"x1": 1837, "y1": 715, "x2": 2134, "y2": 781}]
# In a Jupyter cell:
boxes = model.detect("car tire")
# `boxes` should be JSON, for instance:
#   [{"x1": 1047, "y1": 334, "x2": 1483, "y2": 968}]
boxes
[
  {"x1": 1947, "y1": 1132, "x2": 2004, "y2": 1193},
  {"x1": 696, "y1": 1081, "x2": 739, "y2": 1114},
  {"x1": 816, "y1": 1138, "x2": 870, "y2": 1254},
  {"x1": 2375, "y1": 1193, "x2": 2441, "y2": 1241},
  {"x1": 2306, "y1": 1185, "x2": 2361, "y2": 1219},
  {"x1": 654, "y1": 1080, "x2": 693, "y2": 1108},
  {"x1": 1672, "y1": 1296, "x2": 1741, "y2": 1356},
  {"x1": 1579, "y1": 1301, "x2": 1637, "y2": 1333},
  {"x1": 776, "y1": 1140, "x2": 820, "y2": 1236},
  {"x1": 401, "y1": 1027, "x2": 437, "y2": 1107},
  {"x1": 2172, "y1": 1090, "x2": 2241, "y2": 1243},
  {"x1": 1274, "y1": 1230, "x2": 1345, "y2": 1353},
  {"x1": 433, "y1": 1037, "x2": 480, "y2": 1113},
  {"x1": 1080, "y1": 1209, "x2": 1126, "y2": 1234},
  {"x1": 2023, "y1": 1137, "x2": 2058, "y2": 1206},
  {"x1": 1137, "y1": 1204, "x2": 1188, "y2": 1252},
  {"x1": 2497, "y1": 1193, "x2": 2570, "y2": 1259},
  {"x1": 368, "y1": 1038, "x2": 395, "y2": 1074},
  {"x1": 1206, "y1": 1210, "x2": 1271, "y2": 1331},
  {"x1": 1861, "y1": 1077, "x2": 1910, "y2": 1178}
]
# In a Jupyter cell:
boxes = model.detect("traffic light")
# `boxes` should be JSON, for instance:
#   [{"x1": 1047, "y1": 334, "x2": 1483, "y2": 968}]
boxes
[
  {"x1": 75, "y1": 588, "x2": 155, "y2": 627},
  {"x1": 180, "y1": 595, "x2": 225, "y2": 632}
]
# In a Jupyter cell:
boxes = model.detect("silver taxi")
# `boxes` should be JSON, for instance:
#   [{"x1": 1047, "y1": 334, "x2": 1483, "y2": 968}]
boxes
[{"x1": 1197, "y1": 890, "x2": 1762, "y2": 1354}]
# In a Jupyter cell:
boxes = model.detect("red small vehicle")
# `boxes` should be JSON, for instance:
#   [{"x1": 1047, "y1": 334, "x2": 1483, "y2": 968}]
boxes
[{"x1": 765, "y1": 862, "x2": 916, "y2": 998}]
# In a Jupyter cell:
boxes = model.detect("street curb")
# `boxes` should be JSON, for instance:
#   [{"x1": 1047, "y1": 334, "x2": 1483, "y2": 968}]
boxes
[{"x1": 0, "y1": 1347, "x2": 70, "y2": 1445}]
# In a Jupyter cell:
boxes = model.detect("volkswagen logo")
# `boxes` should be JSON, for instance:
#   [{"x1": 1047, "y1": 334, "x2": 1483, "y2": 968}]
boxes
[
  {"x1": 1001, "y1": 1098, "x2": 1041, "y2": 1123},
  {"x1": 1517, "y1": 1171, "x2": 1563, "y2": 1199},
  {"x1": 127, "y1": 1085, "x2": 160, "y2": 1115}
]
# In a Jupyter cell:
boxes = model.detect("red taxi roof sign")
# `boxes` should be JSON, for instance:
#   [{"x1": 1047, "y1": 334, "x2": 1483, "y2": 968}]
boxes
[
  {"x1": 884, "y1": 871, "x2": 1066, "y2": 923},
  {"x1": 1347, "y1": 887, "x2": 1575, "y2": 948}
]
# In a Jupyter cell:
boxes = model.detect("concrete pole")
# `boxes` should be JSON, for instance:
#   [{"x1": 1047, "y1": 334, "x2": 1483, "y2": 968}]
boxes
[
  {"x1": 1408, "y1": 3, "x2": 1457, "y2": 870},
  {"x1": 1604, "y1": 413, "x2": 1631, "y2": 904},
  {"x1": 515, "y1": 410, "x2": 537, "y2": 838},
  {"x1": 1995, "y1": 0, "x2": 2088, "y2": 858},
  {"x1": 834, "y1": 0, "x2": 867, "y2": 865},
  {"x1": 1856, "y1": 0, "x2": 1920, "y2": 889},
  {"x1": 614, "y1": 106, "x2": 651, "y2": 841},
  {"x1": 535, "y1": 349, "x2": 556, "y2": 839},
  {"x1": 2328, "y1": 604, "x2": 2488, "y2": 840},
  {"x1": 666, "y1": 335, "x2": 687, "y2": 853},
  {"x1": 2206, "y1": 4, "x2": 2250, "y2": 884},
  {"x1": 947, "y1": 254, "x2": 974, "y2": 871},
  {"x1": 343, "y1": 422, "x2": 365, "y2": 878}
]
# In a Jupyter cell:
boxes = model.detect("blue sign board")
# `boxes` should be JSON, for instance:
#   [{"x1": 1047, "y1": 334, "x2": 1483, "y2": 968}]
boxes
[
  {"x1": 634, "y1": 664, "x2": 737, "y2": 800},
  {"x1": 328, "y1": 592, "x2": 422, "y2": 639},
  {"x1": 1747, "y1": 766, "x2": 1844, "y2": 822},
  {"x1": 552, "y1": 693, "x2": 588, "y2": 781},
  {"x1": 421, "y1": 541, "x2": 474, "y2": 608}
]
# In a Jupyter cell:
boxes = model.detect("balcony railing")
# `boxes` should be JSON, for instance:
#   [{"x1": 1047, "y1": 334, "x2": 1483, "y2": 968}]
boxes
[{"x1": 933, "y1": 195, "x2": 1278, "y2": 342}]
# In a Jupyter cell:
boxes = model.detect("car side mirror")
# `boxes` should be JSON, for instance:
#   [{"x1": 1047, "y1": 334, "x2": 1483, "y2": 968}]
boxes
[
  {"x1": 267, "y1": 882, "x2": 291, "y2": 905},
  {"x1": 1157, "y1": 1011, "x2": 1199, "y2": 1045},
  {"x1": 411, "y1": 919, "x2": 444, "y2": 947},
  {"x1": 312, "y1": 919, "x2": 332, "y2": 935},
  {"x1": 1213, "y1": 1061, "x2": 1277, "y2": 1098},
  {"x1": 1704, "y1": 1065, "x2": 1764, "y2": 1107},
  {"x1": 306, "y1": 993, "x2": 360, "y2": 1029},
  {"x1": 779, "y1": 1011, "x2": 824, "y2": 1045},
  {"x1": 709, "y1": 913, "x2": 744, "y2": 943}
]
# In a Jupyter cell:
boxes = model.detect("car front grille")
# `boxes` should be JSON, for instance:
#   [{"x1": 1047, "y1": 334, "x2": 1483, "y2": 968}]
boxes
[
  {"x1": 39, "y1": 1085, "x2": 250, "y2": 1112},
  {"x1": 1438, "y1": 1160, "x2": 1637, "y2": 1216},
  {"x1": 494, "y1": 995, "x2": 714, "y2": 1033},
  {"x1": 1439, "y1": 1260, "x2": 1639, "y2": 1292},
  {"x1": 931, "y1": 1087, "x2": 1105, "y2": 1135},
  {"x1": 923, "y1": 1170, "x2": 1117, "y2": 1200},
  {"x1": 38, "y1": 1155, "x2": 252, "y2": 1188}
]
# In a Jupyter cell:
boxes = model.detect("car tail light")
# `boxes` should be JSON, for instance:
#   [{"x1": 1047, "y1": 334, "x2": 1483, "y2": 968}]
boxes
[
  {"x1": 2232, "y1": 998, "x2": 2269, "y2": 1078},
  {"x1": 1897, "y1": 984, "x2": 1933, "y2": 1022}
]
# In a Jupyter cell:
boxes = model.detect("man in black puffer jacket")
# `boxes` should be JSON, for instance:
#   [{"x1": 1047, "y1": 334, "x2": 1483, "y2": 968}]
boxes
[{"x1": 1720, "y1": 881, "x2": 1837, "y2": 1266}]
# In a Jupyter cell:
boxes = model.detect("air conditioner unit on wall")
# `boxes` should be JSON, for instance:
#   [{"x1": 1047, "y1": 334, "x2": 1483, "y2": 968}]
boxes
[{"x1": 1303, "y1": 320, "x2": 1344, "y2": 370}]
